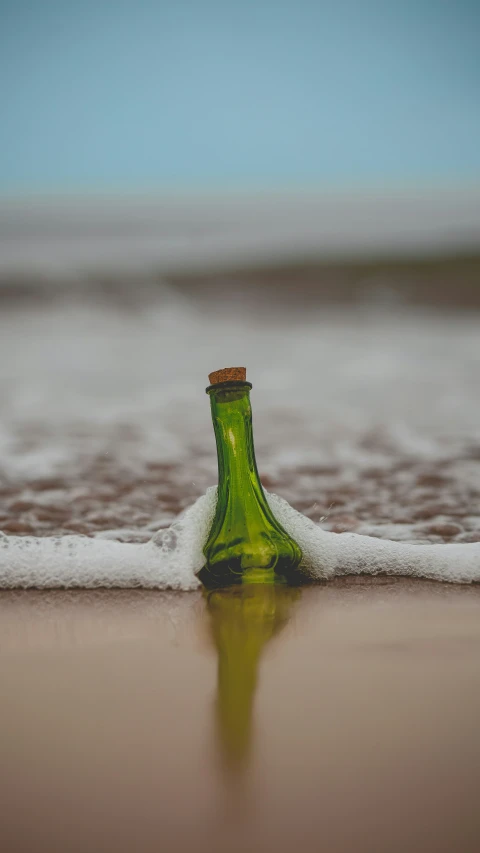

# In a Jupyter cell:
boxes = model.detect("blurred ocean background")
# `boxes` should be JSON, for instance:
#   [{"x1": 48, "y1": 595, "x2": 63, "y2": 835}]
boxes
[{"x1": 1, "y1": 0, "x2": 479, "y2": 544}]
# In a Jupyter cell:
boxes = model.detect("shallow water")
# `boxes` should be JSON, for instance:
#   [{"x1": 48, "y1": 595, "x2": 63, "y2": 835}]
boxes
[
  {"x1": 1, "y1": 579, "x2": 480, "y2": 853},
  {"x1": 1, "y1": 283, "x2": 479, "y2": 549}
]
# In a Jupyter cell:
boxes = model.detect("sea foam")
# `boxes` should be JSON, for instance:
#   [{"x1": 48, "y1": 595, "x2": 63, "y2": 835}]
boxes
[{"x1": 1, "y1": 488, "x2": 479, "y2": 589}]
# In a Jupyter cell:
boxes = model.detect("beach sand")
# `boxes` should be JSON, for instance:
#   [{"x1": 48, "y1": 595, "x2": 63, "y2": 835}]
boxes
[{"x1": 1, "y1": 578, "x2": 479, "y2": 853}]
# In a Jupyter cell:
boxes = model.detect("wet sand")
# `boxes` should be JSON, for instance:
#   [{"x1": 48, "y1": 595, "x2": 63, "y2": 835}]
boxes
[{"x1": 1, "y1": 578, "x2": 480, "y2": 853}]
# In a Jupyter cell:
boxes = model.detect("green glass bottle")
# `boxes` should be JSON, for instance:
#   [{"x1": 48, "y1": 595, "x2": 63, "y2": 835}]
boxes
[{"x1": 199, "y1": 367, "x2": 302, "y2": 588}]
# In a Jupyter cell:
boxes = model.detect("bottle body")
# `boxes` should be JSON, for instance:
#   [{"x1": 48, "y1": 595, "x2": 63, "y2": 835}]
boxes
[{"x1": 199, "y1": 381, "x2": 302, "y2": 588}]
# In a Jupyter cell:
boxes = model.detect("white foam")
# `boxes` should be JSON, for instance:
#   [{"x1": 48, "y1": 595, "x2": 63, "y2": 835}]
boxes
[
  {"x1": 1, "y1": 488, "x2": 479, "y2": 589},
  {"x1": 267, "y1": 492, "x2": 480, "y2": 585},
  {"x1": 0, "y1": 490, "x2": 215, "y2": 590}
]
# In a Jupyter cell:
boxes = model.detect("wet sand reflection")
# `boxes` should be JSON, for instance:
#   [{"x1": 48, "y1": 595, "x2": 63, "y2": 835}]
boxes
[{"x1": 205, "y1": 584, "x2": 301, "y2": 771}]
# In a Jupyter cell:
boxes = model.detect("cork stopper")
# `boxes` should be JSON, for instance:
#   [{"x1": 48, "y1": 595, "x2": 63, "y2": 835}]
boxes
[{"x1": 208, "y1": 366, "x2": 246, "y2": 385}]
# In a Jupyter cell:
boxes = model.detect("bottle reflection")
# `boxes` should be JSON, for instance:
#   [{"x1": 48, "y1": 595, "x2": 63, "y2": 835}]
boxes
[{"x1": 205, "y1": 584, "x2": 301, "y2": 773}]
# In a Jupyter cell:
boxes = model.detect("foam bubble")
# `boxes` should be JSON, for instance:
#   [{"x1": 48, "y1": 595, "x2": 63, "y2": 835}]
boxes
[{"x1": 1, "y1": 488, "x2": 479, "y2": 588}]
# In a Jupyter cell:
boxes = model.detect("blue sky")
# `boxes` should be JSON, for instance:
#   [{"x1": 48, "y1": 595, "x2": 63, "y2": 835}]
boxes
[{"x1": 1, "y1": 0, "x2": 479, "y2": 192}]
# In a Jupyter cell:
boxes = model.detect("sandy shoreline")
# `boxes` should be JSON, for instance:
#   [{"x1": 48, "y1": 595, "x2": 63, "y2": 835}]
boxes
[{"x1": 1, "y1": 578, "x2": 479, "y2": 852}]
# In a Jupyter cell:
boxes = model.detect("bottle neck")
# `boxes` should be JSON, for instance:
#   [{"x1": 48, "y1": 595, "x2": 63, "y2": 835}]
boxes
[{"x1": 208, "y1": 382, "x2": 262, "y2": 499}]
